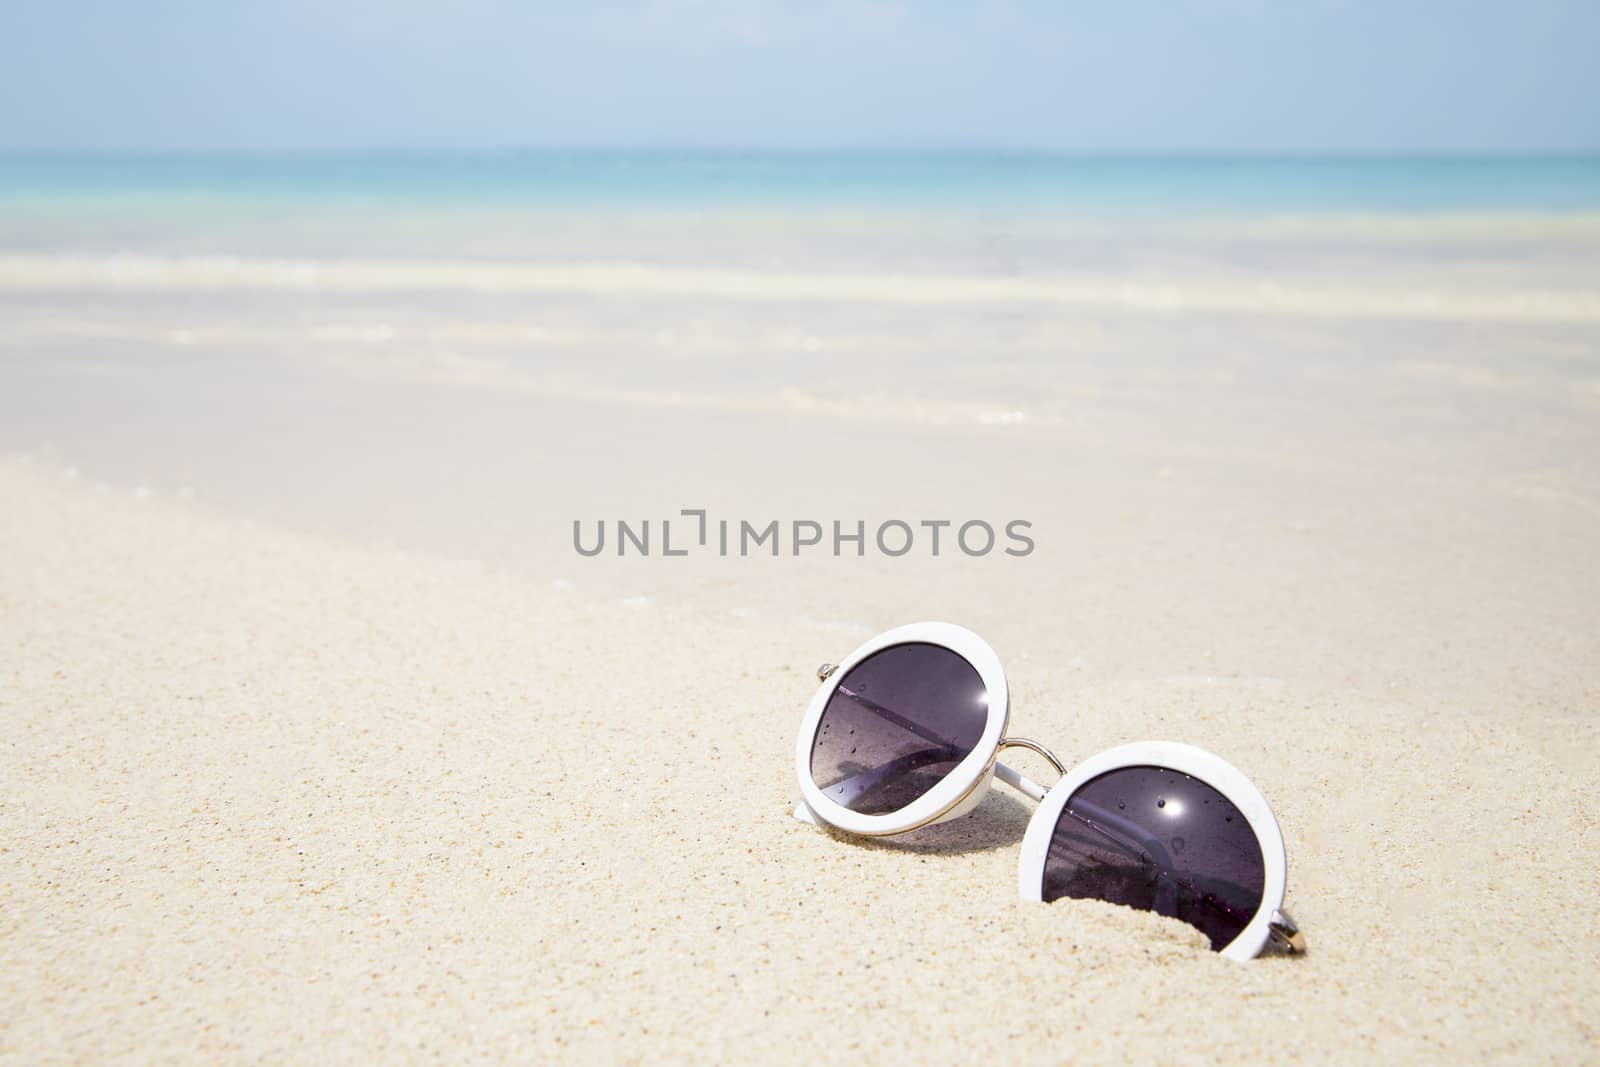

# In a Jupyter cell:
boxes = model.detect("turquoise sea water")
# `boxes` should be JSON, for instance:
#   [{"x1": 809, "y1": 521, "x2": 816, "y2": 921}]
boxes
[{"x1": 3, "y1": 153, "x2": 1599, "y2": 216}]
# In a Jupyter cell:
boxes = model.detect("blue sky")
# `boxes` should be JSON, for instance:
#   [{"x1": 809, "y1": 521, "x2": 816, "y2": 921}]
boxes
[{"x1": 2, "y1": 1, "x2": 1597, "y2": 153}]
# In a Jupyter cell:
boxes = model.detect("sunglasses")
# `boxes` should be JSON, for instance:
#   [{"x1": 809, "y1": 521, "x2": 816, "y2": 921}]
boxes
[{"x1": 792, "y1": 622, "x2": 1305, "y2": 961}]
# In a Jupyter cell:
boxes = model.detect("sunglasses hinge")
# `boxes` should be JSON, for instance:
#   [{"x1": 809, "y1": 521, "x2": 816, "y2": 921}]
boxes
[{"x1": 1268, "y1": 909, "x2": 1306, "y2": 953}]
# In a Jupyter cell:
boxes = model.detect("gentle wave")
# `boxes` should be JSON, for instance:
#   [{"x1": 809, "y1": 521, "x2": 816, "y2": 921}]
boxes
[{"x1": 0, "y1": 254, "x2": 1597, "y2": 323}]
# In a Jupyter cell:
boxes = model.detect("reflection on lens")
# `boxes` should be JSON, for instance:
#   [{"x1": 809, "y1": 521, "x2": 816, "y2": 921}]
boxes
[
  {"x1": 809, "y1": 643, "x2": 988, "y2": 815},
  {"x1": 1043, "y1": 766, "x2": 1265, "y2": 950}
]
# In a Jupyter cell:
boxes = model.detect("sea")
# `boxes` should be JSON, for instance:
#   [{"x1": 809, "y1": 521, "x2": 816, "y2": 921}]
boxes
[{"x1": 1, "y1": 152, "x2": 1598, "y2": 261}]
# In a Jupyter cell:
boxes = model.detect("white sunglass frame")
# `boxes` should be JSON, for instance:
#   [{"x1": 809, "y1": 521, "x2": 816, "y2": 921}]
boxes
[
  {"x1": 1016, "y1": 740, "x2": 1289, "y2": 961},
  {"x1": 793, "y1": 621, "x2": 1027, "y2": 838},
  {"x1": 793, "y1": 623, "x2": 1298, "y2": 961}
]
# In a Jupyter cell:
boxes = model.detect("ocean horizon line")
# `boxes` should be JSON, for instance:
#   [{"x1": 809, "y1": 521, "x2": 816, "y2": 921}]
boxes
[
  {"x1": 3, "y1": 147, "x2": 1600, "y2": 163},
  {"x1": 4, "y1": 151, "x2": 1599, "y2": 218}
]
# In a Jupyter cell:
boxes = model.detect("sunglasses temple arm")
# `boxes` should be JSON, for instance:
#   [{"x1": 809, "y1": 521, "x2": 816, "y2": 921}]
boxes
[
  {"x1": 793, "y1": 800, "x2": 825, "y2": 826},
  {"x1": 992, "y1": 761, "x2": 1049, "y2": 802}
]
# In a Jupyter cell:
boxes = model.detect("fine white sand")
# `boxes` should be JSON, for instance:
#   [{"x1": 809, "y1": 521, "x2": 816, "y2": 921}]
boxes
[
  {"x1": 2, "y1": 452, "x2": 1597, "y2": 1063},
  {"x1": 3, "y1": 204, "x2": 1600, "y2": 1062}
]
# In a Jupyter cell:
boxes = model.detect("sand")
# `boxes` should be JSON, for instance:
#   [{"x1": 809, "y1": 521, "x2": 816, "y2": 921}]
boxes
[
  {"x1": 1, "y1": 445, "x2": 1596, "y2": 1062},
  {"x1": 3, "y1": 201, "x2": 1600, "y2": 1062}
]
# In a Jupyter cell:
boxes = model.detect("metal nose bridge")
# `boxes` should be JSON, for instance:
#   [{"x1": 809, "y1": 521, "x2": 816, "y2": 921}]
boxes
[{"x1": 996, "y1": 736, "x2": 1066, "y2": 778}]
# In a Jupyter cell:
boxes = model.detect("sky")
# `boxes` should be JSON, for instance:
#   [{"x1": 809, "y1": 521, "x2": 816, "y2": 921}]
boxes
[{"x1": 1, "y1": 1, "x2": 1597, "y2": 154}]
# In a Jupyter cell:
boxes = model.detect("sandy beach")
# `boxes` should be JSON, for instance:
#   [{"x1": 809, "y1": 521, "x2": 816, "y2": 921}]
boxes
[
  {"x1": 3, "y1": 160, "x2": 1600, "y2": 1062},
  {"x1": 3, "y1": 445, "x2": 1597, "y2": 1062}
]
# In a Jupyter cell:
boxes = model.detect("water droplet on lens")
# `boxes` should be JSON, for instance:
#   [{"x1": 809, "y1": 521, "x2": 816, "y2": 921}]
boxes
[{"x1": 1156, "y1": 798, "x2": 1166, "y2": 808}]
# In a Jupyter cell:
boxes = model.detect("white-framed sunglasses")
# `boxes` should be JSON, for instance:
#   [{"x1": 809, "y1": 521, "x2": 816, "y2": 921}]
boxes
[{"x1": 792, "y1": 621, "x2": 1305, "y2": 961}]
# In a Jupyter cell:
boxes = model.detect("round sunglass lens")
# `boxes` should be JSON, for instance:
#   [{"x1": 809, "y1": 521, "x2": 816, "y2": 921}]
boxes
[
  {"x1": 1043, "y1": 766, "x2": 1265, "y2": 951},
  {"x1": 809, "y1": 643, "x2": 989, "y2": 815}
]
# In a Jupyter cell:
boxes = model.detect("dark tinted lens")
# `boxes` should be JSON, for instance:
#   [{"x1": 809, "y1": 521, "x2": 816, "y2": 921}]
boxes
[
  {"x1": 1043, "y1": 766, "x2": 1265, "y2": 951},
  {"x1": 809, "y1": 642, "x2": 989, "y2": 815}
]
